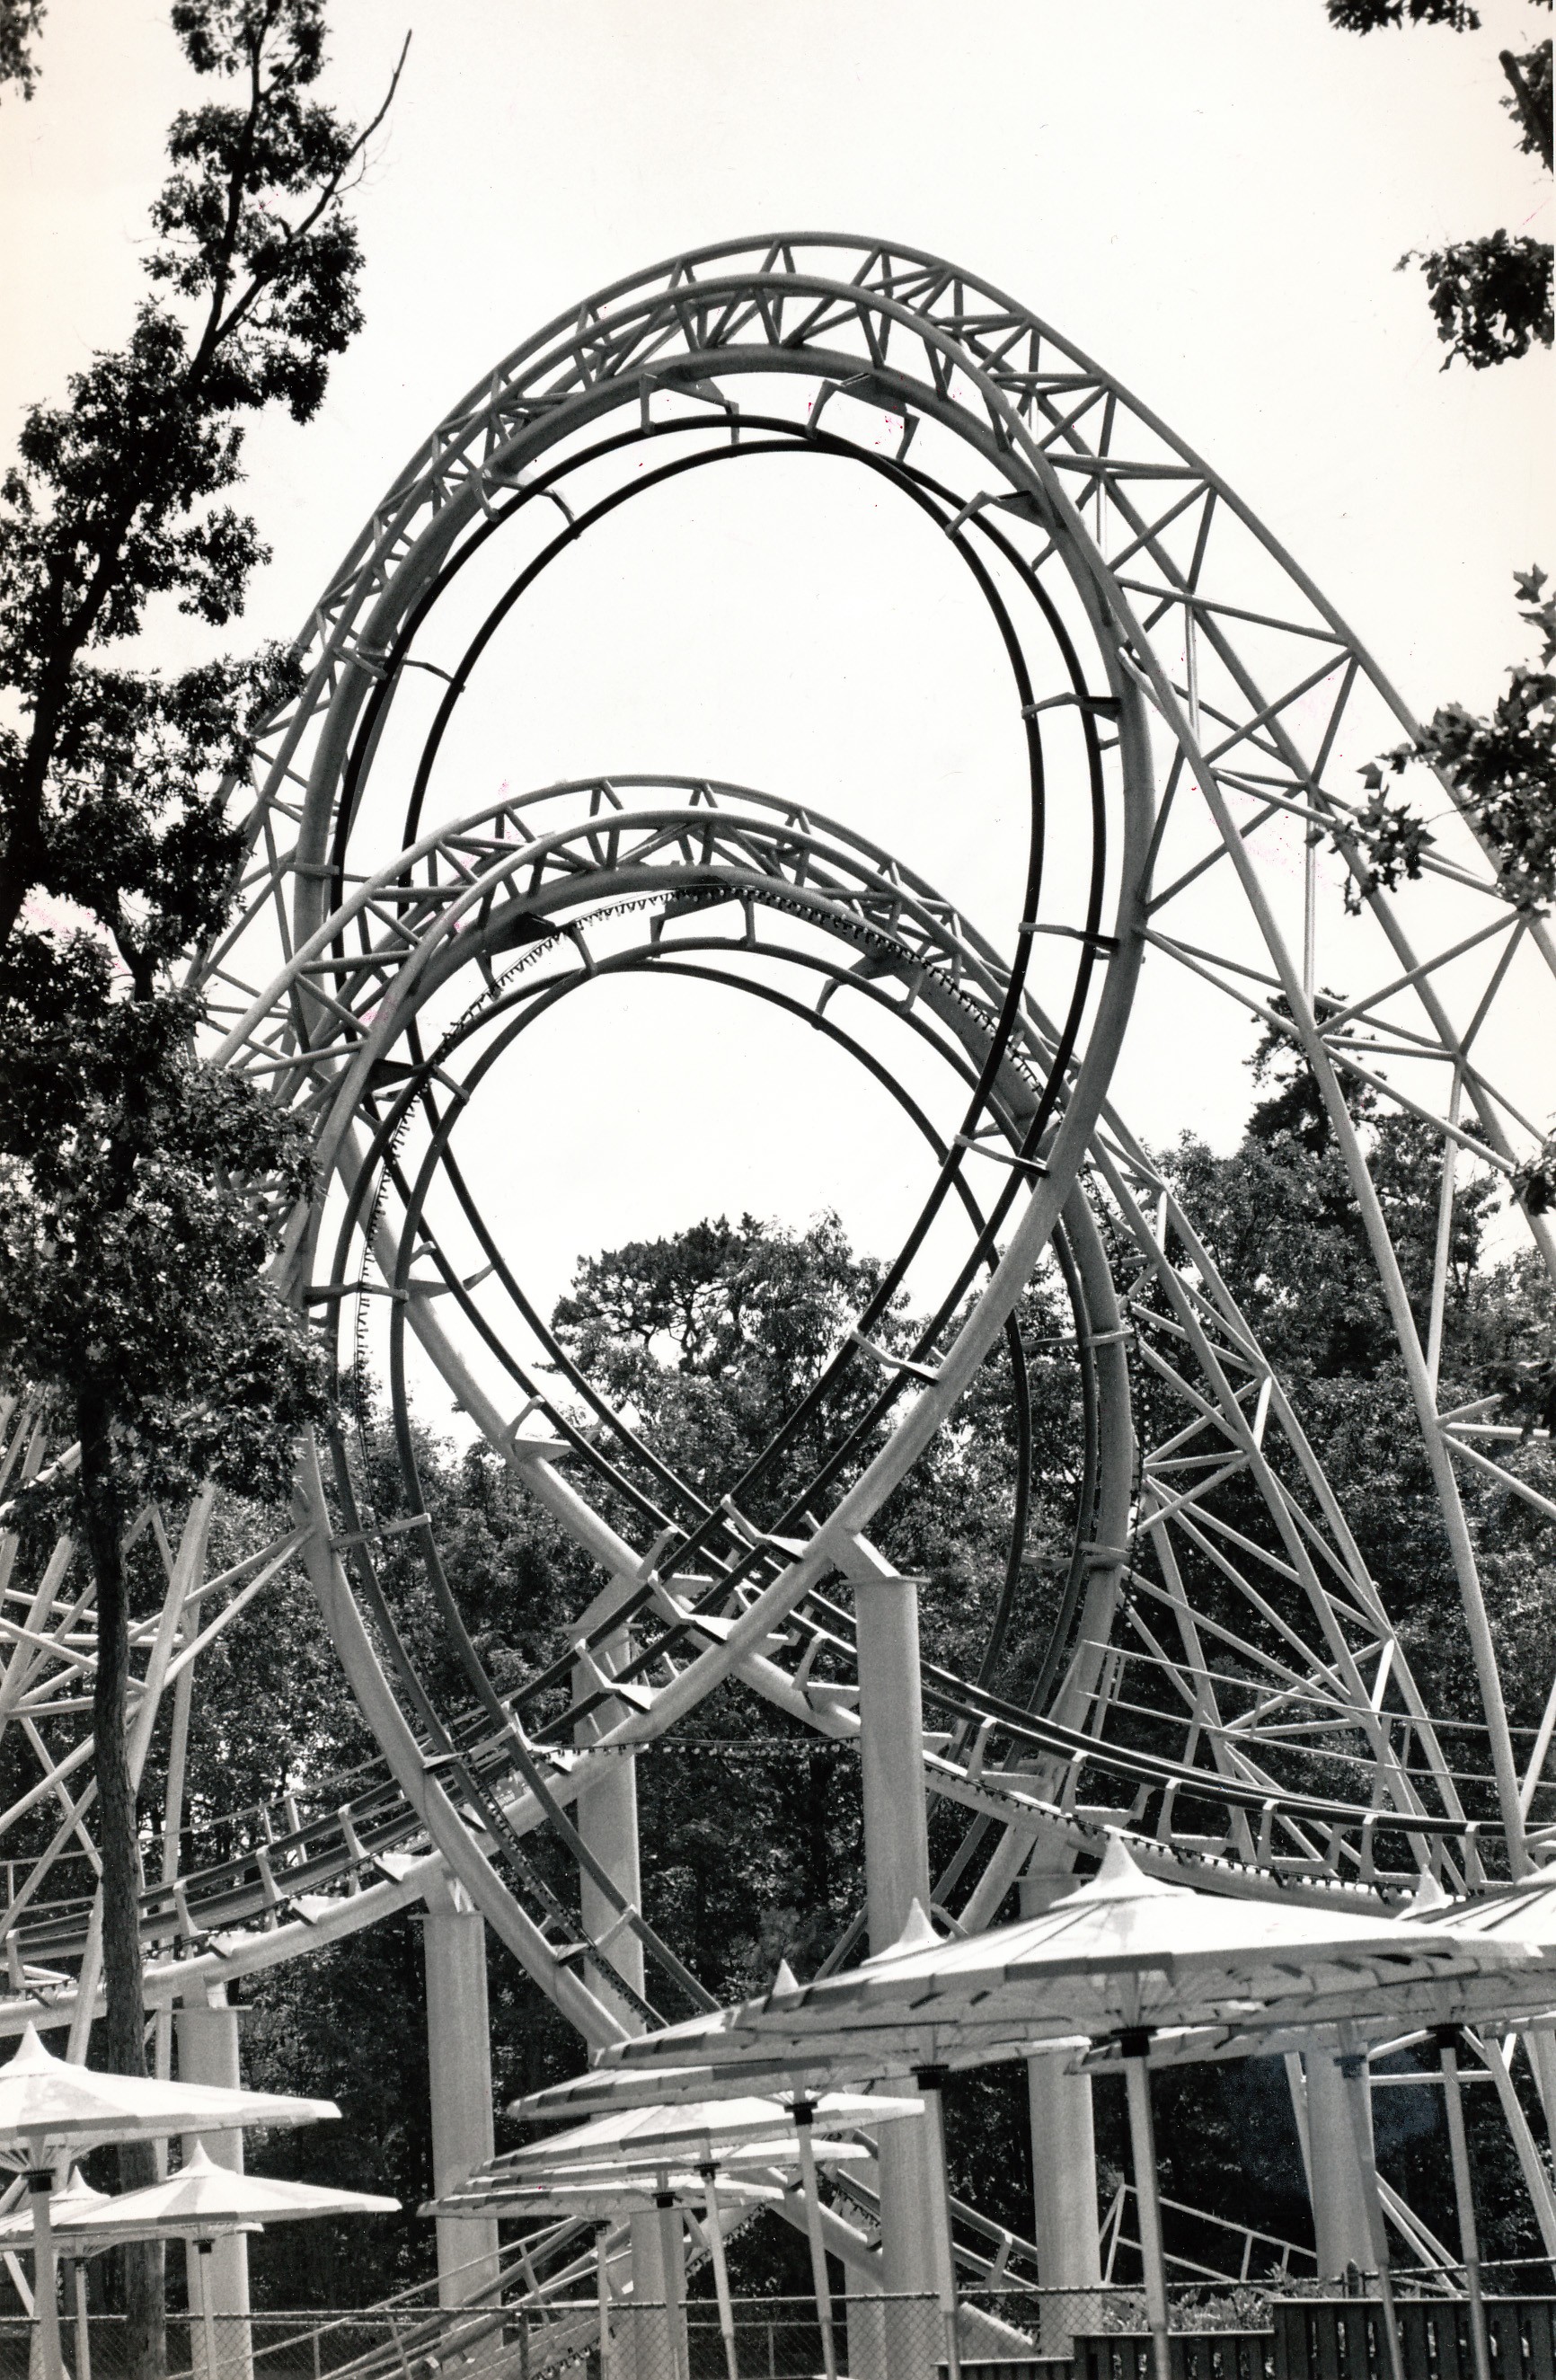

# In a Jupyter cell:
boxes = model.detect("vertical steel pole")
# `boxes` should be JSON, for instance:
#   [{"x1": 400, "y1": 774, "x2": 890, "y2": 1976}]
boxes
[
  {"x1": 698, "y1": 2171, "x2": 739, "y2": 2380},
  {"x1": 594, "y1": 2223, "x2": 613, "y2": 2380},
  {"x1": 793, "y1": 2112, "x2": 839, "y2": 2380},
  {"x1": 196, "y1": 2240, "x2": 219, "y2": 2380},
  {"x1": 576, "y1": 1629, "x2": 685, "y2": 2376},
  {"x1": 179, "y1": 1992, "x2": 254, "y2": 2380},
  {"x1": 28, "y1": 2173, "x2": 64, "y2": 2380},
  {"x1": 853, "y1": 1562, "x2": 957, "y2": 2376},
  {"x1": 1119, "y1": 2039, "x2": 1171, "y2": 2380},
  {"x1": 1303, "y1": 2048, "x2": 1377, "y2": 2277},
  {"x1": 1023, "y1": 1858, "x2": 1102, "y2": 2358},
  {"x1": 1437, "y1": 2031, "x2": 1491, "y2": 2380},
  {"x1": 70, "y1": 2261, "x2": 90, "y2": 2380},
  {"x1": 420, "y1": 1878, "x2": 499, "y2": 2308},
  {"x1": 1338, "y1": 2048, "x2": 1405, "y2": 2380}
]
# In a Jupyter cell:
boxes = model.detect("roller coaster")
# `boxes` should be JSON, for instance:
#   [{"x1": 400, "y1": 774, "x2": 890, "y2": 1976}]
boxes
[{"x1": 2, "y1": 234, "x2": 1552, "y2": 2289}]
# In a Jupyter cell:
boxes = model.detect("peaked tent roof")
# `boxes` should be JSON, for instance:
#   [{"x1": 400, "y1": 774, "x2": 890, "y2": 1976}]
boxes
[
  {"x1": 588, "y1": 1837, "x2": 1542, "y2": 2091},
  {"x1": 0, "y1": 2028, "x2": 340, "y2": 2157}
]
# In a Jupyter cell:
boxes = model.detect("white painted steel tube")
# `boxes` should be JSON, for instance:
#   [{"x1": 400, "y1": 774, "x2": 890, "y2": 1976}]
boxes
[
  {"x1": 70, "y1": 2261, "x2": 89, "y2": 2380},
  {"x1": 1122, "y1": 2050, "x2": 1171, "y2": 2380},
  {"x1": 28, "y1": 2173, "x2": 64, "y2": 2380},
  {"x1": 1438, "y1": 2036, "x2": 1491, "y2": 2380},
  {"x1": 1339, "y1": 2049, "x2": 1406, "y2": 2380},
  {"x1": 699, "y1": 2172, "x2": 739, "y2": 2380},
  {"x1": 196, "y1": 2239, "x2": 219, "y2": 2380},
  {"x1": 594, "y1": 2223, "x2": 612, "y2": 2380},
  {"x1": 794, "y1": 2119, "x2": 839, "y2": 2380}
]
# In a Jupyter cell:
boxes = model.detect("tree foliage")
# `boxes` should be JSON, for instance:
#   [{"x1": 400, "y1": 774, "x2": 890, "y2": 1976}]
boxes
[
  {"x1": 0, "y1": 10, "x2": 402, "y2": 2367},
  {"x1": 1327, "y1": 0, "x2": 1552, "y2": 368},
  {"x1": 0, "y1": 0, "x2": 43, "y2": 100},
  {"x1": 1404, "y1": 229, "x2": 1554, "y2": 368},
  {"x1": 1339, "y1": 569, "x2": 1556, "y2": 912},
  {"x1": 169, "y1": 1116, "x2": 1552, "y2": 2301}
]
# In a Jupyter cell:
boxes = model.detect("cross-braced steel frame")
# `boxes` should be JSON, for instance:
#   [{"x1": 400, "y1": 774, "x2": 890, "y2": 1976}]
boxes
[{"x1": 1, "y1": 234, "x2": 1551, "y2": 2283}]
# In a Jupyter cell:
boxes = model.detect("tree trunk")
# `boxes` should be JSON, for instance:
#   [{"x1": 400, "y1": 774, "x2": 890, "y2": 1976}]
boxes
[{"x1": 78, "y1": 1379, "x2": 166, "y2": 2380}]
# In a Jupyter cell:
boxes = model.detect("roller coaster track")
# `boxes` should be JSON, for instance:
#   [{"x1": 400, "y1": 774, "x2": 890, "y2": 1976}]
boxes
[{"x1": 0, "y1": 237, "x2": 1550, "y2": 2070}]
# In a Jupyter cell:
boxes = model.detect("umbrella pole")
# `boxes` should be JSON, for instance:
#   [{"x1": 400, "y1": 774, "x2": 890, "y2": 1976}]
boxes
[
  {"x1": 1120, "y1": 2039, "x2": 1171, "y2": 2380},
  {"x1": 196, "y1": 2239, "x2": 219, "y2": 2380},
  {"x1": 792, "y1": 2111, "x2": 839, "y2": 2380},
  {"x1": 27, "y1": 2172, "x2": 64, "y2": 2380},
  {"x1": 1338, "y1": 2048, "x2": 1406, "y2": 2380},
  {"x1": 699, "y1": 2169, "x2": 739, "y2": 2380},
  {"x1": 70, "y1": 2260, "x2": 90, "y2": 2380},
  {"x1": 593, "y1": 2222, "x2": 612, "y2": 2380},
  {"x1": 1437, "y1": 2030, "x2": 1492, "y2": 2380}
]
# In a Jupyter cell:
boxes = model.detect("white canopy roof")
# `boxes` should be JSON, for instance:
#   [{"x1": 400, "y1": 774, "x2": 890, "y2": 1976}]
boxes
[
  {"x1": 579, "y1": 1839, "x2": 1541, "y2": 2096},
  {"x1": 0, "y1": 2028, "x2": 340, "y2": 2158},
  {"x1": 500, "y1": 2090, "x2": 923, "y2": 2166}
]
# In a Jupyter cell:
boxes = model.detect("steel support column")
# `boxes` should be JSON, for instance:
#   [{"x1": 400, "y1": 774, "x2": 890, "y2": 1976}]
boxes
[
  {"x1": 1303, "y1": 2048, "x2": 1377, "y2": 2278},
  {"x1": 854, "y1": 1566, "x2": 957, "y2": 2375},
  {"x1": 1023, "y1": 2044, "x2": 1101, "y2": 2349},
  {"x1": 178, "y1": 1989, "x2": 253, "y2": 2380},
  {"x1": 421, "y1": 1875, "x2": 500, "y2": 2308},
  {"x1": 575, "y1": 1630, "x2": 685, "y2": 2380}
]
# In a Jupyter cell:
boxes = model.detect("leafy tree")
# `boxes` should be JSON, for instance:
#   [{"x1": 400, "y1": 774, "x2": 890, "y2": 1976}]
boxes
[
  {"x1": 0, "y1": 0, "x2": 43, "y2": 100},
  {"x1": 0, "y1": 6, "x2": 403, "y2": 2367},
  {"x1": 1337, "y1": 571, "x2": 1556, "y2": 1225},
  {"x1": 1327, "y1": 0, "x2": 1552, "y2": 367}
]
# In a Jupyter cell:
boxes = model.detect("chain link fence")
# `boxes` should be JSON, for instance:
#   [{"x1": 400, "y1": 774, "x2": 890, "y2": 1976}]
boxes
[{"x1": 6, "y1": 2273, "x2": 1553, "y2": 2380}]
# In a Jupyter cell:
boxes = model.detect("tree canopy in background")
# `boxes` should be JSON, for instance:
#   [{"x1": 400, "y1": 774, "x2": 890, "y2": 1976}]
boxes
[
  {"x1": 0, "y1": 0, "x2": 44, "y2": 101},
  {"x1": 137, "y1": 1027, "x2": 1551, "y2": 2303},
  {"x1": 1327, "y1": 0, "x2": 1552, "y2": 367}
]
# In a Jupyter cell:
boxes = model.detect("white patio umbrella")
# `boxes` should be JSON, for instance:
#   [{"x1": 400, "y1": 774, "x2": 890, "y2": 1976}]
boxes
[
  {"x1": 428, "y1": 2167, "x2": 780, "y2": 2380},
  {"x1": 0, "y1": 2023, "x2": 340, "y2": 2380},
  {"x1": 5, "y1": 2144, "x2": 399, "y2": 2380},
  {"x1": 446, "y1": 2110, "x2": 887, "y2": 2380},
  {"x1": 498, "y1": 2087, "x2": 927, "y2": 2380},
  {"x1": 555, "y1": 1839, "x2": 1537, "y2": 2380},
  {"x1": 0, "y1": 2169, "x2": 259, "y2": 2380}
]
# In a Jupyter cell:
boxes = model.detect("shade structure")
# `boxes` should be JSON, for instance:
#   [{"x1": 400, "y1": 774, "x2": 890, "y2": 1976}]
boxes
[
  {"x1": 501, "y1": 2085, "x2": 932, "y2": 2380},
  {"x1": 474, "y1": 2096, "x2": 921, "y2": 2380},
  {"x1": 498, "y1": 2090, "x2": 924, "y2": 2166},
  {"x1": 0, "y1": 2163, "x2": 261, "y2": 2253},
  {"x1": 594, "y1": 1840, "x2": 1538, "y2": 2086},
  {"x1": 424, "y1": 2172, "x2": 778, "y2": 2220},
  {"x1": 60, "y1": 2142, "x2": 399, "y2": 2233},
  {"x1": 0, "y1": 2025, "x2": 340, "y2": 2157},
  {"x1": 0, "y1": 2027, "x2": 341, "y2": 2380},
  {"x1": 558, "y1": 1841, "x2": 1536, "y2": 2380},
  {"x1": 436, "y1": 2136, "x2": 870, "y2": 2206}
]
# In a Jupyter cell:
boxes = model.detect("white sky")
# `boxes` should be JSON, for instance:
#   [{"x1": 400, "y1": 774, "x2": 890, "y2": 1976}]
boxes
[{"x1": 3, "y1": 0, "x2": 1552, "y2": 1356}]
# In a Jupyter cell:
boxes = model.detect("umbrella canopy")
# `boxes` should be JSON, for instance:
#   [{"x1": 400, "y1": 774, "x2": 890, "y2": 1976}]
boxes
[
  {"x1": 499, "y1": 2090, "x2": 924, "y2": 2167},
  {"x1": 40, "y1": 2142, "x2": 400, "y2": 2234},
  {"x1": 433, "y1": 2136, "x2": 869, "y2": 2216},
  {"x1": 423, "y1": 2172, "x2": 781, "y2": 2221},
  {"x1": 0, "y1": 2169, "x2": 112, "y2": 2235},
  {"x1": 0, "y1": 2028, "x2": 340, "y2": 2160},
  {"x1": 588, "y1": 1838, "x2": 1539, "y2": 2088}
]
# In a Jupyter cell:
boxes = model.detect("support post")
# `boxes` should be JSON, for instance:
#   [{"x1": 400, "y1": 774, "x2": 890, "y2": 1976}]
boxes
[
  {"x1": 421, "y1": 1876, "x2": 500, "y2": 2308},
  {"x1": 1437, "y1": 2031, "x2": 1491, "y2": 2380},
  {"x1": 1120, "y1": 2038, "x2": 1171, "y2": 2380},
  {"x1": 1338, "y1": 2047, "x2": 1405, "y2": 2380},
  {"x1": 853, "y1": 1564, "x2": 957, "y2": 2377},
  {"x1": 1021, "y1": 1869, "x2": 1101, "y2": 2358},
  {"x1": 1301, "y1": 2046, "x2": 1378, "y2": 2279},
  {"x1": 574, "y1": 1629, "x2": 685, "y2": 2380},
  {"x1": 179, "y1": 1990, "x2": 253, "y2": 2380},
  {"x1": 27, "y1": 2172, "x2": 62, "y2": 2380}
]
